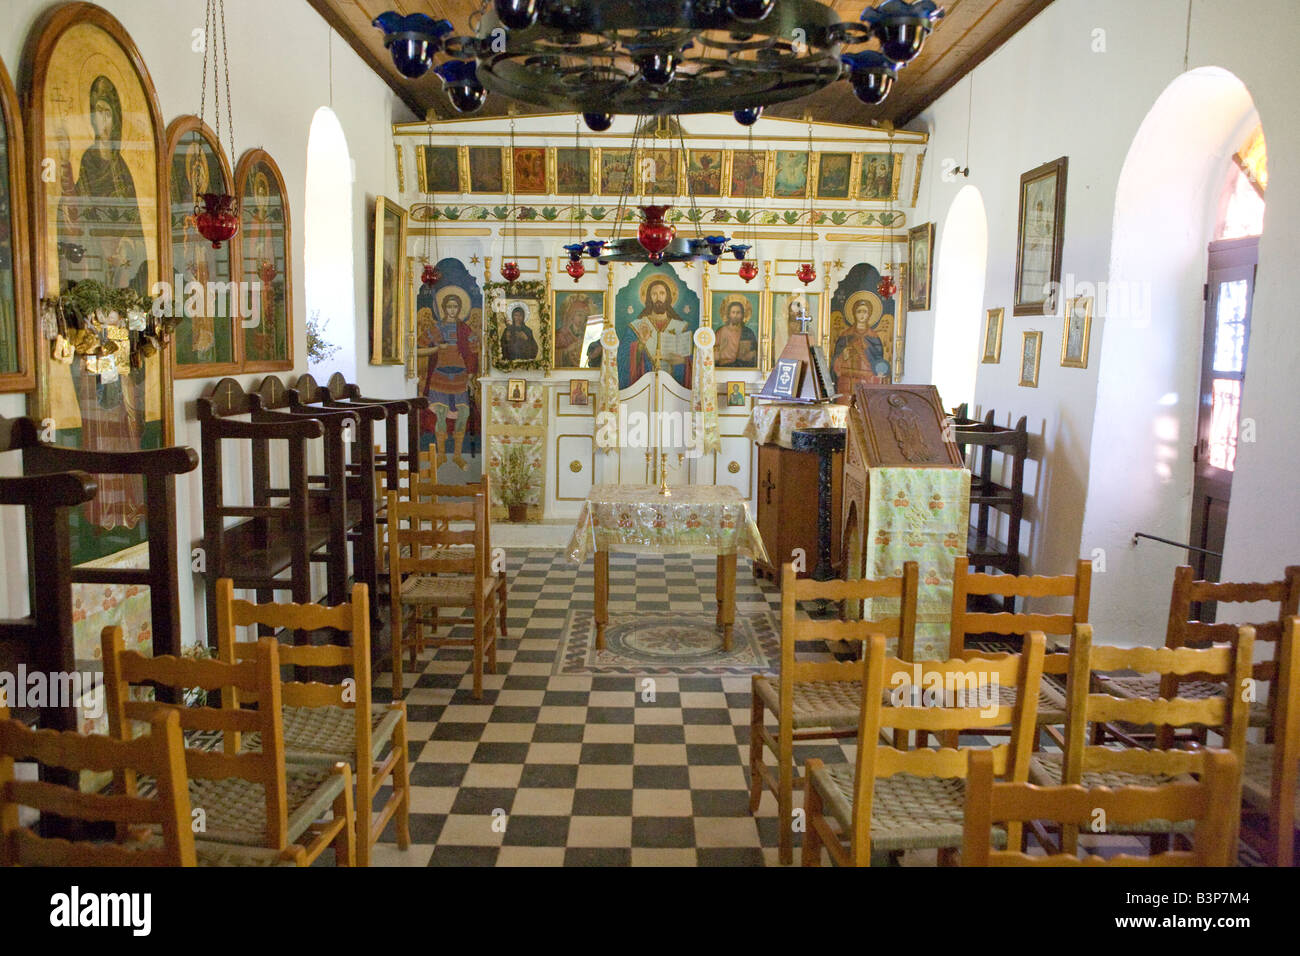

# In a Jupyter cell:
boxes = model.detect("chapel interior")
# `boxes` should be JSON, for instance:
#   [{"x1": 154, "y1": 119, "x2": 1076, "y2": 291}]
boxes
[{"x1": 0, "y1": 0, "x2": 1297, "y2": 874}]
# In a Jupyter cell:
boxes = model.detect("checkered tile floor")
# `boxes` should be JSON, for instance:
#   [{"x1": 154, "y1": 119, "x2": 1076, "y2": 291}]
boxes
[{"x1": 361, "y1": 549, "x2": 1268, "y2": 867}]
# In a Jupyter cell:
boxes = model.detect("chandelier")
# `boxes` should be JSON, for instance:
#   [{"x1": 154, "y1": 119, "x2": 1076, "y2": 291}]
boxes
[{"x1": 373, "y1": 0, "x2": 944, "y2": 123}]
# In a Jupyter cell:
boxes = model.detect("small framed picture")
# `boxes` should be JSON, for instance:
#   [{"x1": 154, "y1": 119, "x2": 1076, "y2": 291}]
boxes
[
  {"x1": 907, "y1": 222, "x2": 934, "y2": 312},
  {"x1": 507, "y1": 378, "x2": 527, "y2": 403},
  {"x1": 569, "y1": 378, "x2": 589, "y2": 406},
  {"x1": 1014, "y1": 156, "x2": 1068, "y2": 316},
  {"x1": 1019, "y1": 331, "x2": 1043, "y2": 387},
  {"x1": 1061, "y1": 296, "x2": 1093, "y2": 368},
  {"x1": 726, "y1": 381, "x2": 747, "y2": 407},
  {"x1": 982, "y1": 308, "x2": 1004, "y2": 364}
]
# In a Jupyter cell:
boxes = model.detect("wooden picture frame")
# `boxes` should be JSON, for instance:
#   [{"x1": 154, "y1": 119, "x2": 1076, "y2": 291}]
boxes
[
  {"x1": 1019, "y1": 330, "x2": 1043, "y2": 387},
  {"x1": 23, "y1": 1, "x2": 175, "y2": 571},
  {"x1": 687, "y1": 149, "x2": 724, "y2": 198},
  {"x1": 907, "y1": 222, "x2": 934, "y2": 311},
  {"x1": 710, "y1": 289, "x2": 761, "y2": 371},
  {"x1": 507, "y1": 378, "x2": 526, "y2": 403},
  {"x1": 982, "y1": 307, "x2": 1004, "y2": 364},
  {"x1": 234, "y1": 148, "x2": 293, "y2": 371},
  {"x1": 726, "y1": 149, "x2": 767, "y2": 199},
  {"x1": 555, "y1": 146, "x2": 592, "y2": 195},
  {"x1": 568, "y1": 378, "x2": 589, "y2": 406},
  {"x1": 1061, "y1": 295, "x2": 1092, "y2": 368},
  {"x1": 857, "y1": 152, "x2": 901, "y2": 201},
  {"x1": 552, "y1": 288, "x2": 605, "y2": 370},
  {"x1": 371, "y1": 196, "x2": 406, "y2": 365},
  {"x1": 815, "y1": 152, "x2": 853, "y2": 200},
  {"x1": 1013, "y1": 156, "x2": 1068, "y2": 316},
  {"x1": 768, "y1": 291, "x2": 820, "y2": 366},
  {"x1": 725, "y1": 381, "x2": 747, "y2": 407},
  {"x1": 467, "y1": 145, "x2": 506, "y2": 193},
  {"x1": 163, "y1": 115, "x2": 240, "y2": 379},
  {"x1": 417, "y1": 145, "x2": 460, "y2": 194},
  {"x1": 511, "y1": 146, "x2": 546, "y2": 194},
  {"x1": 0, "y1": 52, "x2": 34, "y2": 392},
  {"x1": 486, "y1": 277, "x2": 551, "y2": 371}
]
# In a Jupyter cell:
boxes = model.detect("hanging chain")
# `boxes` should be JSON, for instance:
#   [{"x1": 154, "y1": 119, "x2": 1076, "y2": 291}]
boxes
[
  {"x1": 572, "y1": 115, "x2": 583, "y2": 240},
  {"x1": 509, "y1": 119, "x2": 518, "y2": 261},
  {"x1": 744, "y1": 124, "x2": 756, "y2": 255},
  {"x1": 803, "y1": 120, "x2": 815, "y2": 261},
  {"x1": 677, "y1": 118, "x2": 703, "y2": 242},
  {"x1": 220, "y1": 0, "x2": 235, "y2": 163},
  {"x1": 426, "y1": 122, "x2": 437, "y2": 263}
]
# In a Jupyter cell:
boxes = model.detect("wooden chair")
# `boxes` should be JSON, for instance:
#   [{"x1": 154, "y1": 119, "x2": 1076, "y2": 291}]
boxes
[
  {"x1": 214, "y1": 579, "x2": 410, "y2": 867},
  {"x1": 962, "y1": 747, "x2": 1240, "y2": 866},
  {"x1": 749, "y1": 562, "x2": 918, "y2": 865},
  {"x1": 408, "y1": 473, "x2": 509, "y2": 640},
  {"x1": 1096, "y1": 565, "x2": 1300, "y2": 747},
  {"x1": 102, "y1": 626, "x2": 354, "y2": 866},
  {"x1": 387, "y1": 487, "x2": 501, "y2": 699},
  {"x1": 948, "y1": 557, "x2": 1091, "y2": 745},
  {"x1": 1, "y1": 705, "x2": 196, "y2": 867},
  {"x1": 1029, "y1": 623, "x2": 1252, "y2": 855},
  {"x1": 801, "y1": 631, "x2": 1045, "y2": 867},
  {"x1": 1241, "y1": 615, "x2": 1300, "y2": 866}
]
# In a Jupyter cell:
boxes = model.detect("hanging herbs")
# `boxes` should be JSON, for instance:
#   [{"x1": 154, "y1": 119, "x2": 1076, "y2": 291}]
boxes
[{"x1": 40, "y1": 279, "x2": 178, "y2": 368}]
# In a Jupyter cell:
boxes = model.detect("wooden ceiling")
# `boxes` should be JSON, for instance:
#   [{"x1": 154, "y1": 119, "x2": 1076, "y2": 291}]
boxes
[{"x1": 309, "y1": 0, "x2": 1054, "y2": 126}]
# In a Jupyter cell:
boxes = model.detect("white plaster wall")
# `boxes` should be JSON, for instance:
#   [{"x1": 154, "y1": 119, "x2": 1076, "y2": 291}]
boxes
[
  {"x1": 0, "y1": 0, "x2": 416, "y2": 640},
  {"x1": 910, "y1": 0, "x2": 1300, "y2": 641}
]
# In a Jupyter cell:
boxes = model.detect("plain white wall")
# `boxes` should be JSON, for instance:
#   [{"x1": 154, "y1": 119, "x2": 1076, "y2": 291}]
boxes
[
  {"x1": 0, "y1": 0, "x2": 415, "y2": 640},
  {"x1": 909, "y1": 0, "x2": 1300, "y2": 641}
]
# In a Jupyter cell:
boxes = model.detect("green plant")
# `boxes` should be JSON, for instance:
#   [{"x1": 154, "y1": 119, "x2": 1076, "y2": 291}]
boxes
[
  {"x1": 306, "y1": 310, "x2": 340, "y2": 366},
  {"x1": 497, "y1": 443, "x2": 538, "y2": 507}
]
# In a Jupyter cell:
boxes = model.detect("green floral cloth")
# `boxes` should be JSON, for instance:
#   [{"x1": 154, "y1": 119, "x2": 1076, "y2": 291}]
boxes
[
  {"x1": 743, "y1": 402, "x2": 849, "y2": 449},
  {"x1": 567, "y1": 484, "x2": 769, "y2": 565},
  {"x1": 861, "y1": 466, "x2": 971, "y2": 660}
]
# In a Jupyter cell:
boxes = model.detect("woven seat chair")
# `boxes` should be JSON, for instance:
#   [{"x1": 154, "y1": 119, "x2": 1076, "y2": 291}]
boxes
[
  {"x1": 1094, "y1": 565, "x2": 1299, "y2": 747},
  {"x1": 214, "y1": 579, "x2": 410, "y2": 868},
  {"x1": 102, "y1": 627, "x2": 355, "y2": 867},
  {"x1": 749, "y1": 561, "x2": 918, "y2": 865},
  {"x1": 1240, "y1": 615, "x2": 1300, "y2": 866},
  {"x1": 945, "y1": 557, "x2": 1091, "y2": 747},
  {"x1": 801, "y1": 631, "x2": 1045, "y2": 867},
  {"x1": 404, "y1": 473, "x2": 509, "y2": 642},
  {"x1": 963, "y1": 747, "x2": 1240, "y2": 866},
  {"x1": 1, "y1": 705, "x2": 195, "y2": 867},
  {"x1": 387, "y1": 484, "x2": 502, "y2": 698},
  {"x1": 1028, "y1": 623, "x2": 1252, "y2": 855}
]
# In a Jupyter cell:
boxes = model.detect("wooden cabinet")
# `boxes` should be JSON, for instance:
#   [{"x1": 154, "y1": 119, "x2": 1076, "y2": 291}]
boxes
[{"x1": 752, "y1": 442, "x2": 842, "y2": 581}]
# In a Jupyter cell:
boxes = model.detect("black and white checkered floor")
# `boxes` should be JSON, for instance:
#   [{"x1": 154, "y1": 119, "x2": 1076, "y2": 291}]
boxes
[{"x1": 362, "y1": 548, "x2": 1266, "y2": 867}]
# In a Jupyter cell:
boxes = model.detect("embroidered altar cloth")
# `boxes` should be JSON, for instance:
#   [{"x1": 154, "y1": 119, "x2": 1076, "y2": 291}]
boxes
[{"x1": 567, "y1": 484, "x2": 769, "y2": 565}]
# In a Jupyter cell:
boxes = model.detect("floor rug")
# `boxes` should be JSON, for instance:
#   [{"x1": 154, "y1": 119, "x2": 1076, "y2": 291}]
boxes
[{"x1": 555, "y1": 607, "x2": 779, "y2": 675}]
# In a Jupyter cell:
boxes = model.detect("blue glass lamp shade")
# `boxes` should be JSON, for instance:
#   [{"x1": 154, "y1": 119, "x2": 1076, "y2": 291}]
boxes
[
  {"x1": 704, "y1": 235, "x2": 730, "y2": 256},
  {"x1": 583, "y1": 240, "x2": 607, "y2": 257},
  {"x1": 860, "y1": 0, "x2": 944, "y2": 64},
  {"x1": 733, "y1": 106, "x2": 762, "y2": 126},
  {"x1": 841, "y1": 50, "x2": 898, "y2": 105},
  {"x1": 373, "y1": 12, "x2": 453, "y2": 79},
  {"x1": 727, "y1": 0, "x2": 775, "y2": 22},
  {"x1": 495, "y1": 0, "x2": 538, "y2": 31},
  {"x1": 635, "y1": 49, "x2": 679, "y2": 86},
  {"x1": 730, "y1": 243, "x2": 751, "y2": 261},
  {"x1": 583, "y1": 112, "x2": 614, "y2": 132},
  {"x1": 434, "y1": 60, "x2": 488, "y2": 113},
  {"x1": 564, "y1": 243, "x2": 586, "y2": 261}
]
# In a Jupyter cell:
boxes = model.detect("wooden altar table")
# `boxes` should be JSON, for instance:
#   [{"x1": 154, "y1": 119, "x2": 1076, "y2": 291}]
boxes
[{"x1": 566, "y1": 484, "x2": 769, "y2": 650}]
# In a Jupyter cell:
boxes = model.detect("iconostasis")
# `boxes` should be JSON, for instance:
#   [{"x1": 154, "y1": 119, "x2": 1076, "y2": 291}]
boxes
[{"x1": 387, "y1": 113, "x2": 928, "y2": 519}]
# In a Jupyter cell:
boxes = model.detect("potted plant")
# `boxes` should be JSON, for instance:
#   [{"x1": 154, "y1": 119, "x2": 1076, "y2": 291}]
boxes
[{"x1": 497, "y1": 443, "x2": 537, "y2": 522}]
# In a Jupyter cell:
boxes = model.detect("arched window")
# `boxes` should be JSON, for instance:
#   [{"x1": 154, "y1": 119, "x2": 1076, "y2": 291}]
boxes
[
  {"x1": 303, "y1": 106, "x2": 355, "y2": 377},
  {"x1": 1216, "y1": 124, "x2": 1266, "y2": 240},
  {"x1": 930, "y1": 185, "x2": 988, "y2": 409}
]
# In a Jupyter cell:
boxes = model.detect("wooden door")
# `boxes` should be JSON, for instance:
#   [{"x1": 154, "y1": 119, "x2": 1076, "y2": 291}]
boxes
[{"x1": 1190, "y1": 236, "x2": 1258, "y2": 615}]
